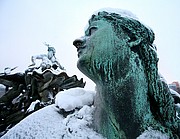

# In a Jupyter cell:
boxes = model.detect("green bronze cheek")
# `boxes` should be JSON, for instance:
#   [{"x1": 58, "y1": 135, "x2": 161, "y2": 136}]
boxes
[{"x1": 78, "y1": 21, "x2": 129, "y2": 84}]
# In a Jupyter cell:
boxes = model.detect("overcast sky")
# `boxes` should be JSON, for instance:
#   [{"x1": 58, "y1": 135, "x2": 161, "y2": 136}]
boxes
[{"x1": 0, "y1": 0, "x2": 180, "y2": 90}]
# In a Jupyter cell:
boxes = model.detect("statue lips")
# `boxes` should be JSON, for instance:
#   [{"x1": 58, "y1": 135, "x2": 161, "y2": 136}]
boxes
[{"x1": 77, "y1": 45, "x2": 87, "y2": 58}]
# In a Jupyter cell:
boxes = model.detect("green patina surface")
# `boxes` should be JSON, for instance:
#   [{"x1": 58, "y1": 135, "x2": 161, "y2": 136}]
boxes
[{"x1": 74, "y1": 10, "x2": 180, "y2": 139}]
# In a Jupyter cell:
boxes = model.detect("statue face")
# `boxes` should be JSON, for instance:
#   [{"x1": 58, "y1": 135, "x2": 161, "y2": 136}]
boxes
[{"x1": 73, "y1": 19, "x2": 129, "y2": 83}]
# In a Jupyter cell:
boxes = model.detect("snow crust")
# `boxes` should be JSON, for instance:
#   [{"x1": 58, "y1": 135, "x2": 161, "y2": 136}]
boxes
[
  {"x1": 2, "y1": 104, "x2": 105, "y2": 139},
  {"x1": 137, "y1": 128, "x2": 169, "y2": 139},
  {"x1": 93, "y1": 7, "x2": 138, "y2": 20}
]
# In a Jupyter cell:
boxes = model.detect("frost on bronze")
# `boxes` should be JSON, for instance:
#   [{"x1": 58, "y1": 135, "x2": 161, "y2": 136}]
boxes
[{"x1": 73, "y1": 10, "x2": 180, "y2": 139}]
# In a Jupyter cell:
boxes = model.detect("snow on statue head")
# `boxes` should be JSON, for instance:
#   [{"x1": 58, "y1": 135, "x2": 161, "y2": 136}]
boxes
[{"x1": 73, "y1": 8, "x2": 179, "y2": 139}]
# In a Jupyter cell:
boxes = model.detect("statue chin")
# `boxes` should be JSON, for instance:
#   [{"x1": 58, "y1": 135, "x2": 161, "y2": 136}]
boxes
[
  {"x1": 77, "y1": 56, "x2": 96, "y2": 83},
  {"x1": 77, "y1": 57, "x2": 89, "y2": 75}
]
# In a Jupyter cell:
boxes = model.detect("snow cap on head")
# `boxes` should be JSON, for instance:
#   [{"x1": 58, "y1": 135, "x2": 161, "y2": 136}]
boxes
[{"x1": 93, "y1": 7, "x2": 138, "y2": 20}]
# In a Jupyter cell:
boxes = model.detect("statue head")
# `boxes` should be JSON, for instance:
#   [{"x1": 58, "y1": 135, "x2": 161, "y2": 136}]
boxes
[
  {"x1": 73, "y1": 9, "x2": 179, "y2": 138},
  {"x1": 43, "y1": 42, "x2": 56, "y2": 59},
  {"x1": 47, "y1": 47, "x2": 56, "y2": 60},
  {"x1": 47, "y1": 47, "x2": 56, "y2": 54},
  {"x1": 73, "y1": 9, "x2": 157, "y2": 85}
]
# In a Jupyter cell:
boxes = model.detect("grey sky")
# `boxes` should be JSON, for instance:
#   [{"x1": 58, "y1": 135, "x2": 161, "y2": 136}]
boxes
[{"x1": 0, "y1": 0, "x2": 180, "y2": 90}]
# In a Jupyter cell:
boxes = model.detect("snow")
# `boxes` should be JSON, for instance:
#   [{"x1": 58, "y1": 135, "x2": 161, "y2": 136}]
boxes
[
  {"x1": 137, "y1": 128, "x2": 169, "y2": 139},
  {"x1": 4, "y1": 67, "x2": 11, "y2": 75},
  {"x1": 27, "y1": 65, "x2": 63, "y2": 75},
  {"x1": 159, "y1": 72, "x2": 168, "y2": 83},
  {"x1": 0, "y1": 84, "x2": 5, "y2": 89},
  {"x1": 93, "y1": 7, "x2": 138, "y2": 20},
  {"x1": 55, "y1": 87, "x2": 95, "y2": 111},
  {"x1": 170, "y1": 88, "x2": 180, "y2": 98},
  {"x1": 27, "y1": 100, "x2": 40, "y2": 113},
  {"x1": 1, "y1": 88, "x2": 172, "y2": 139},
  {"x1": 0, "y1": 84, "x2": 5, "y2": 97},
  {"x1": 175, "y1": 103, "x2": 180, "y2": 119}
]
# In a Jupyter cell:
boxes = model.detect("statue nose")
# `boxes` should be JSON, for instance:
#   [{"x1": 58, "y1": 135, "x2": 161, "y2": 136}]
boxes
[{"x1": 73, "y1": 37, "x2": 85, "y2": 49}]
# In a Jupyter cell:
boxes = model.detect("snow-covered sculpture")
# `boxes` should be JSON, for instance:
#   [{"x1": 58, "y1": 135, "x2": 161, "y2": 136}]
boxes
[
  {"x1": 73, "y1": 9, "x2": 180, "y2": 138},
  {"x1": 29, "y1": 42, "x2": 64, "y2": 71}
]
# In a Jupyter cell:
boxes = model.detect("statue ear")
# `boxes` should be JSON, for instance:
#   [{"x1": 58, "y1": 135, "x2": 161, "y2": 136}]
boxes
[{"x1": 128, "y1": 38, "x2": 142, "y2": 48}]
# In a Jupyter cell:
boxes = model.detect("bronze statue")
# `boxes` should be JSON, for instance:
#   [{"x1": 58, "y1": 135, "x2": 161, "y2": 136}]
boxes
[{"x1": 73, "y1": 10, "x2": 179, "y2": 139}]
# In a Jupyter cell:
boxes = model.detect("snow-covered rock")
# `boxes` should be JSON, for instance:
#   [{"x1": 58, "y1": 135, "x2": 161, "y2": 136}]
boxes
[{"x1": 1, "y1": 88, "x2": 104, "y2": 139}]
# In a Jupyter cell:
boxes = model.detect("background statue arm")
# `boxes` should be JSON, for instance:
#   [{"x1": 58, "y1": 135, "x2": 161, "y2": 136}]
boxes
[
  {"x1": 28, "y1": 55, "x2": 46, "y2": 67},
  {"x1": 28, "y1": 55, "x2": 37, "y2": 67}
]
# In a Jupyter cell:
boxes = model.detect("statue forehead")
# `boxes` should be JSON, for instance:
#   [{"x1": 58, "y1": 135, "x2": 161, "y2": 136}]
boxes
[{"x1": 85, "y1": 20, "x2": 112, "y2": 34}]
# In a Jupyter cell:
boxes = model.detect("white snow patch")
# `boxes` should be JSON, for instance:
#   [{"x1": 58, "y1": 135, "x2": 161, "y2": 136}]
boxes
[
  {"x1": 27, "y1": 100, "x2": 40, "y2": 113},
  {"x1": 137, "y1": 128, "x2": 169, "y2": 139},
  {"x1": 55, "y1": 87, "x2": 95, "y2": 111},
  {"x1": 170, "y1": 88, "x2": 180, "y2": 98},
  {"x1": 0, "y1": 84, "x2": 6, "y2": 89},
  {"x1": 1, "y1": 105, "x2": 105, "y2": 139},
  {"x1": 93, "y1": 7, "x2": 138, "y2": 20},
  {"x1": 175, "y1": 103, "x2": 180, "y2": 119},
  {"x1": 176, "y1": 103, "x2": 180, "y2": 108}
]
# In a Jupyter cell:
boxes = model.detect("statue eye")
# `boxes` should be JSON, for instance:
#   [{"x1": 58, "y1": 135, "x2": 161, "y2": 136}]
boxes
[{"x1": 89, "y1": 27, "x2": 97, "y2": 35}]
